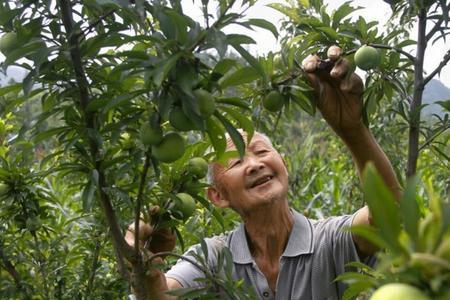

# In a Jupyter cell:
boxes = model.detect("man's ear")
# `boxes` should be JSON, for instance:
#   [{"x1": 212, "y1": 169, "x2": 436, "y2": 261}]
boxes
[
  {"x1": 207, "y1": 186, "x2": 229, "y2": 208},
  {"x1": 279, "y1": 152, "x2": 287, "y2": 167}
]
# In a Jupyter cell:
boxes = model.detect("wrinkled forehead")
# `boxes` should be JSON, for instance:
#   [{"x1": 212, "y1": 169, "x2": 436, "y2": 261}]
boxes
[{"x1": 225, "y1": 131, "x2": 272, "y2": 151}]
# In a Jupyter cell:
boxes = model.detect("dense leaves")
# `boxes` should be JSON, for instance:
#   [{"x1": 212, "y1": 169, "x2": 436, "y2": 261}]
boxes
[{"x1": 0, "y1": 0, "x2": 449, "y2": 299}]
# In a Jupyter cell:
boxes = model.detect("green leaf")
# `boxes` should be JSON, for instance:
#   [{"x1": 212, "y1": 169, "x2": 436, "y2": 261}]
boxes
[
  {"x1": 342, "y1": 281, "x2": 374, "y2": 300},
  {"x1": 349, "y1": 224, "x2": 389, "y2": 249},
  {"x1": 399, "y1": 176, "x2": 420, "y2": 245},
  {"x1": 331, "y1": 2, "x2": 358, "y2": 29},
  {"x1": 86, "y1": 90, "x2": 145, "y2": 113},
  {"x1": 213, "y1": 111, "x2": 245, "y2": 158},
  {"x1": 229, "y1": 43, "x2": 267, "y2": 82},
  {"x1": 299, "y1": 0, "x2": 310, "y2": 7},
  {"x1": 219, "y1": 66, "x2": 261, "y2": 88},
  {"x1": 0, "y1": 83, "x2": 22, "y2": 97},
  {"x1": 211, "y1": 208, "x2": 225, "y2": 230},
  {"x1": 267, "y1": 3, "x2": 300, "y2": 22},
  {"x1": 23, "y1": 70, "x2": 35, "y2": 96},
  {"x1": 33, "y1": 127, "x2": 71, "y2": 143},
  {"x1": 164, "y1": 9, "x2": 190, "y2": 44},
  {"x1": 82, "y1": 178, "x2": 96, "y2": 212},
  {"x1": 216, "y1": 97, "x2": 250, "y2": 110},
  {"x1": 213, "y1": 59, "x2": 238, "y2": 75},
  {"x1": 200, "y1": 239, "x2": 209, "y2": 262},
  {"x1": 436, "y1": 100, "x2": 450, "y2": 112},
  {"x1": 226, "y1": 34, "x2": 256, "y2": 45},
  {"x1": 362, "y1": 163, "x2": 402, "y2": 253},
  {"x1": 334, "y1": 272, "x2": 375, "y2": 284},
  {"x1": 152, "y1": 52, "x2": 182, "y2": 86},
  {"x1": 222, "y1": 246, "x2": 233, "y2": 276},
  {"x1": 220, "y1": 107, "x2": 254, "y2": 143},
  {"x1": 317, "y1": 26, "x2": 338, "y2": 40},
  {"x1": 166, "y1": 287, "x2": 209, "y2": 297},
  {"x1": 205, "y1": 117, "x2": 226, "y2": 157},
  {"x1": 245, "y1": 18, "x2": 278, "y2": 39},
  {"x1": 395, "y1": 39, "x2": 417, "y2": 48},
  {"x1": 207, "y1": 29, "x2": 228, "y2": 58},
  {"x1": 289, "y1": 89, "x2": 316, "y2": 116}
]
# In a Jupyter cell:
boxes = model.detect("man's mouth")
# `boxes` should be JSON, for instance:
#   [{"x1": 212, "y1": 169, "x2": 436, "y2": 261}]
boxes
[{"x1": 250, "y1": 175, "x2": 274, "y2": 188}]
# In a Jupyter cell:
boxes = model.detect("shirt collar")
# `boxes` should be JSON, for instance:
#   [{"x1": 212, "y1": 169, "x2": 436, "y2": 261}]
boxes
[{"x1": 229, "y1": 209, "x2": 314, "y2": 264}]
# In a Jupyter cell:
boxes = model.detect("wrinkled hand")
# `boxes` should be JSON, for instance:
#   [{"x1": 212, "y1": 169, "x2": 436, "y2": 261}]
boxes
[
  {"x1": 125, "y1": 212, "x2": 176, "y2": 254},
  {"x1": 302, "y1": 46, "x2": 365, "y2": 136}
]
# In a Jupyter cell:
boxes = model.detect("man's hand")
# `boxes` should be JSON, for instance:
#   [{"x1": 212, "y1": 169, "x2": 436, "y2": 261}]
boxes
[
  {"x1": 125, "y1": 220, "x2": 176, "y2": 254},
  {"x1": 125, "y1": 210, "x2": 180, "y2": 300},
  {"x1": 302, "y1": 46, "x2": 365, "y2": 137}
]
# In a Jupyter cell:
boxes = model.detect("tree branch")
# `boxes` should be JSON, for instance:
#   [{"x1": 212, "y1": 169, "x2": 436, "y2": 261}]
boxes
[
  {"x1": 134, "y1": 151, "x2": 152, "y2": 255},
  {"x1": 424, "y1": 48, "x2": 450, "y2": 86},
  {"x1": 407, "y1": 8, "x2": 428, "y2": 177},
  {"x1": 426, "y1": 2, "x2": 450, "y2": 42},
  {"x1": 344, "y1": 43, "x2": 416, "y2": 63},
  {"x1": 425, "y1": 18, "x2": 443, "y2": 41},
  {"x1": 149, "y1": 252, "x2": 237, "y2": 300},
  {"x1": 418, "y1": 125, "x2": 450, "y2": 152},
  {"x1": 58, "y1": 0, "x2": 134, "y2": 261},
  {"x1": 76, "y1": 9, "x2": 116, "y2": 40},
  {"x1": 0, "y1": 240, "x2": 22, "y2": 289},
  {"x1": 85, "y1": 237, "x2": 102, "y2": 300}
]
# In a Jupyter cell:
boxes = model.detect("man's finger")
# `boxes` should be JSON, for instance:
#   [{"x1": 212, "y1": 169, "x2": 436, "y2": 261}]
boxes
[
  {"x1": 302, "y1": 54, "x2": 320, "y2": 73},
  {"x1": 330, "y1": 58, "x2": 350, "y2": 79},
  {"x1": 327, "y1": 45, "x2": 342, "y2": 62},
  {"x1": 125, "y1": 221, "x2": 153, "y2": 247},
  {"x1": 148, "y1": 228, "x2": 177, "y2": 253},
  {"x1": 340, "y1": 73, "x2": 364, "y2": 95}
]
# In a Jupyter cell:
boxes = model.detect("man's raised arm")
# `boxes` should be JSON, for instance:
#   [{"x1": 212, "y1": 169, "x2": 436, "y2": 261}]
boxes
[{"x1": 302, "y1": 46, "x2": 401, "y2": 256}]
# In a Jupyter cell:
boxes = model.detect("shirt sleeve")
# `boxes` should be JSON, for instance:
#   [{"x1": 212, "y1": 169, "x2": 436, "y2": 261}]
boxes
[
  {"x1": 165, "y1": 235, "x2": 227, "y2": 288},
  {"x1": 165, "y1": 244, "x2": 207, "y2": 288},
  {"x1": 325, "y1": 213, "x2": 361, "y2": 272},
  {"x1": 313, "y1": 210, "x2": 372, "y2": 297}
]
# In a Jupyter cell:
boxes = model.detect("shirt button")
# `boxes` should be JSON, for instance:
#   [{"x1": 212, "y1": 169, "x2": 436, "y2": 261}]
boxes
[{"x1": 263, "y1": 291, "x2": 270, "y2": 297}]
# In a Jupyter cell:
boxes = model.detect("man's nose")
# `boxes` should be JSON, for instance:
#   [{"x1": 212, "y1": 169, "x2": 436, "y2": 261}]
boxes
[{"x1": 245, "y1": 156, "x2": 264, "y2": 175}]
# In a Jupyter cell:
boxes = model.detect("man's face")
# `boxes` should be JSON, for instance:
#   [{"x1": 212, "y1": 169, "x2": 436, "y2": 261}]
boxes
[{"x1": 209, "y1": 133, "x2": 289, "y2": 215}]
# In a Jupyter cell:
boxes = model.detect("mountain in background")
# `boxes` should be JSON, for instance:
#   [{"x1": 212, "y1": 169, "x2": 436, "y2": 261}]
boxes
[
  {"x1": 0, "y1": 66, "x2": 27, "y2": 86},
  {"x1": 422, "y1": 78, "x2": 450, "y2": 118}
]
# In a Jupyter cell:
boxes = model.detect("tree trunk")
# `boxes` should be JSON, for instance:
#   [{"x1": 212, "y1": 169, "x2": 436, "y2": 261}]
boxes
[{"x1": 407, "y1": 9, "x2": 427, "y2": 178}]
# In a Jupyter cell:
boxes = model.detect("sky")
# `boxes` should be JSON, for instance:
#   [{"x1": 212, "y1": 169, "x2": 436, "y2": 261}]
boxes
[
  {"x1": 1, "y1": 0, "x2": 449, "y2": 88},
  {"x1": 199, "y1": 0, "x2": 450, "y2": 88}
]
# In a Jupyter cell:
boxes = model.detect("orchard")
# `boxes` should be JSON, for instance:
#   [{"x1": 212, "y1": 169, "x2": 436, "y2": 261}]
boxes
[{"x1": 0, "y1": 0, "x2": 449, "y2": 300}]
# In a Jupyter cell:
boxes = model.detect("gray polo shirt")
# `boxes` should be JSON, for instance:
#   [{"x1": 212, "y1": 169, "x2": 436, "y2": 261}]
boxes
[{"x1": 166, "y1": 209, "x2": 362, "y2": 300}]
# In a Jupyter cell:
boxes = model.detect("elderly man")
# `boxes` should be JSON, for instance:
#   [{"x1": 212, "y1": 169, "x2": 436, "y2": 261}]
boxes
[{"x1": 126, "y1": 49, "x2": 400, "y2": 300}]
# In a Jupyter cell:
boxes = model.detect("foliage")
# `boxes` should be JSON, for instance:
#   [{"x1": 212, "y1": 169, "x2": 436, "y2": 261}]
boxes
[
  {"x1": 0, "y1": 0, "x2": 449, "y2": 299},
  {"x1": 337, "y1": 165, "x2": 450, "y2": 300}
]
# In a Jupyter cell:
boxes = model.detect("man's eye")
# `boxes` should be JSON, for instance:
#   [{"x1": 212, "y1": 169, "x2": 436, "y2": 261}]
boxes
[
  {"x1": 229, "y1": 159, "x2": 241, "y2": 168},
  {"x1": 256, "y1": 149, "x2": 268, "y2": 155}
]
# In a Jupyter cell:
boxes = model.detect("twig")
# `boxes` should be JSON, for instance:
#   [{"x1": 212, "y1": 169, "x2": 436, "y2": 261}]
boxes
[
  {"x1": 75, "y1": 9, "x2": 116, "y2": 40},
  {"x1": 0, "y1": 240, "x2": 22, "y2": 289},
  {"x1": 32, "y1": 233, "x2": 50, "y2": 299},
  {"x1": 425, "y1": 18, "x2": 443, "y2": 41},
  {"x1": 425, "y1": 2, "x2": 450, "y2": 42},
  {"x1": 344, "y1": 43, "x2": 416, "y2": 63},
  {"x1": 134, "y1": 151, "x2": 152, "y2": 255},
  {"x1": 423, "y1": 48, "x2": 450, "y2": 86},
  {"x1": 272, "y1": 109, "x2": 282, "y2": 134},
  {"x1": 85, "y1": 237, "x2": 102, "y2": 300},
  {"x1": 418, "y1": 125, "x2": 450, "y2": 152},
  {"x1": 190, "y1": 0, "x2": 238, "y2": 53},
  {"x1": 149, "y1": 252, "x2": 238, "y2": 300}
]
